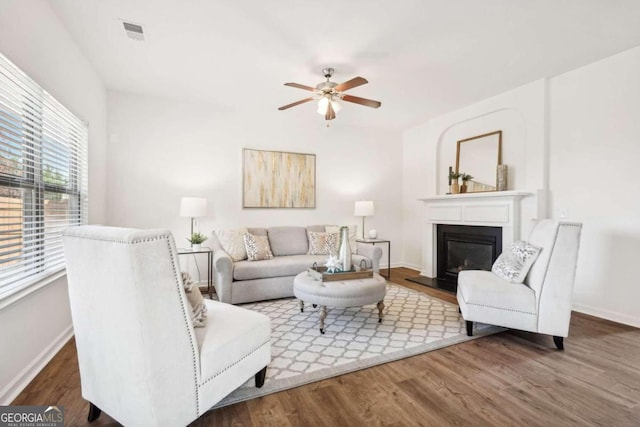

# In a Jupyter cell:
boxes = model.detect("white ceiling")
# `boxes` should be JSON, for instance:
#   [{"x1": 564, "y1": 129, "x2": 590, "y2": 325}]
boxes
[{"x1": 50, "y1": 0, "x2": 640, "y2": 130}]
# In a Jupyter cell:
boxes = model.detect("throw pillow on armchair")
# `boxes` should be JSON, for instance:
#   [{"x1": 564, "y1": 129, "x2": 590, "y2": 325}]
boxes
[{"x1": 181, "y1": 272, "x2": 207, "y2": 327}]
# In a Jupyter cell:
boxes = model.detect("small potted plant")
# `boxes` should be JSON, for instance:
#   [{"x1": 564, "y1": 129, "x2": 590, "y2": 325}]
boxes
[
  {"x1": 187, "y1": 232, "x2": 208, "y2": 251},
  {"x1": 460, "y1": 173, "x2": 474, "y2": 193},
  {"x1": 448, "y1": 169, "x2": 461, "y2": 194}
]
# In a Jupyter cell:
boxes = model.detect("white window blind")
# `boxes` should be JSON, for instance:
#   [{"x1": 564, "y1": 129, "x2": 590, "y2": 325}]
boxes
[{"x1": 0, "y1": 52, "x2": 88, "y2": 299}]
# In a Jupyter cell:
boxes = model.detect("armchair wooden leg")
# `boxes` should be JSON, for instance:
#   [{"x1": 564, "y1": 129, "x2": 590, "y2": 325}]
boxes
[
  {"x1": 466, "y1": 321, "x2": 473, "y2": 337},
  {"x1": 553, "y1": 336, "x2": 564, "y2": 351},
  {"x1": 255, "y1": 366, "x2": 267, "y2": 388},
  {"x1": 87, "y1": 402, "x2": 102, "y2": 422}
]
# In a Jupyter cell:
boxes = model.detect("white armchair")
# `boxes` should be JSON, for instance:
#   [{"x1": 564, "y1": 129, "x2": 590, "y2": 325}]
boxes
[
  {"x1": 457, "y1": 220, "x2": 582, "y2": 350},
  {"x1": 63, "y1": 226, "x2": 271, "y2": 426}
]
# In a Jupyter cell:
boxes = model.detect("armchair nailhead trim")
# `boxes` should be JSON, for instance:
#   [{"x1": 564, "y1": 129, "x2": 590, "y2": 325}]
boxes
[
  {"x1": 459, "y1": 289, "x2": 537, "y2": 315},
  {"x1": 465, "y1": 301, "x2": 537, "y2": 316},
  {"x1": 199, "y1": 340, "x2": 271, "y2": 387},
  {"x1": 163, "y1": 236, "x2": 201, "y2": 416}
]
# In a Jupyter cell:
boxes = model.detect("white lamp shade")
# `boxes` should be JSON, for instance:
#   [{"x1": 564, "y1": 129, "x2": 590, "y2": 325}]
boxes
[
  {"x1": 180, "y1": 197, "x2": 207, "y2": 218},
  {"x1": 354, "y1": 201, "x2": 374, "y2": 216}
]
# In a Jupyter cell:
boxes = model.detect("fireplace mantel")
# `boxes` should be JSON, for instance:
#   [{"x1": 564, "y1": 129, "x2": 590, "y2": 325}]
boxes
[
  {"x1": 418, "y1": 190, "x2": 533, "y2": 278},
  {"x1": 418, "y1": 190, "x2": 532, "y2": 203}
]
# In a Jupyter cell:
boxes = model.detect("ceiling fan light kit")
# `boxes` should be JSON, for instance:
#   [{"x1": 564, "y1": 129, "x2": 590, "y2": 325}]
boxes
[
  {"x1": 279, "y1": 67, "x2": 381, "y2": 122},
  {"x1": 316, "y1": 95, "x2": 342, "y2": 116}
]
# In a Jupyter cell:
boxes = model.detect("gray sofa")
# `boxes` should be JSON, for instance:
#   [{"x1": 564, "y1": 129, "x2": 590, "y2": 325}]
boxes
[{"x1": 212, "y1": 225, "x2": 383, "y2": 304}]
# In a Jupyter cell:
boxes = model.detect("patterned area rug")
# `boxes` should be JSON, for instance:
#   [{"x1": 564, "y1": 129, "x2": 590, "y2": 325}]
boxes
[{"x1": 212, "y1": 282, "x2": 502, "y2": 409}]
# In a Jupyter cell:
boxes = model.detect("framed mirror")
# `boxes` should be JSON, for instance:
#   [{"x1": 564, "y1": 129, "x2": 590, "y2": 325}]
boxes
[{"x1": 455, "y1": 130, "x2": 502, "y2": 192}]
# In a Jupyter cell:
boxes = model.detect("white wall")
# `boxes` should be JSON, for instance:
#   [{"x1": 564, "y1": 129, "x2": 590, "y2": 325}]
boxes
[
  {"x1": 106, "y1": 91, "x2": 403, "y2": 273},
  {"x1": 0, "y1": 1, "x2": 108, "y2": 404},
  {"x1": 403, "y1": 45, "x2": 640, "y2": 327},
  {"x1": 549, "y1": 46, "x2": 640, "y2": 327}
]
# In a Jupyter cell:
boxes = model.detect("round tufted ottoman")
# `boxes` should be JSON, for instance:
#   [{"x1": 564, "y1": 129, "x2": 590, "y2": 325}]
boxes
[{"x1": 293, "y1": 271, "x2": 386, "y2": 334}]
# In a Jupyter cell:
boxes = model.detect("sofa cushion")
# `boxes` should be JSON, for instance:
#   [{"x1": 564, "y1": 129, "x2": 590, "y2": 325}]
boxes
[
  {"x1": 458, "y1": 270, "x2": 537, "y2": 314},
  {"x1": 234, "y1": 255, "x2": 327, "y2": 281},
  {"x1": 267, "y1": 226, "x2": 309, "y2": 256},
  {"x1": 307, "y1": 231, "x2": 338, "y2": 255},
  {"x1": 214, "y1": 228, "x2": 248, "y2": 261},
  {"x1": 326, "y1": 224, "x2": 358, "y2": 254},
  {"x1": 243, "y1": 233, "x2": 274, "y2": 261},
  {"x1": 306, "y1": 225, "x2": 327, "y2": 233},
  {"x1": 247, "y1": 227, "x2": 268, "y2": 236},
  {"x1": 195, "y1": 300, "x2": 270, "y2": 384}
]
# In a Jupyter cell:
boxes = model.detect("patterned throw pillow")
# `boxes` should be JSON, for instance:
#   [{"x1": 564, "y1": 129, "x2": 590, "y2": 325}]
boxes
[
  {"x1": 308, "y1": 231, "x2": 339, "y2": 255},
  {"x1": 325, "y1": 225, "x2": 358, "y2": 254},
  {"x1": 181, "y1": 272, "x2": 207, "y2": 327},
  {"x1": 214, "y1": 228, "x2": 248, "y2": 261},
  {"x1": 243, "y1": 233, "x2": 274, "y2": 261},
  {"x1": 491, "y1": 240, "x2": 542, "y2": 283}
]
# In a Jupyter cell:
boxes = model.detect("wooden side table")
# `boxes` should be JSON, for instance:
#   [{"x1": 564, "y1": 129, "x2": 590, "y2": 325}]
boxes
[
  {"x1": 356, "y1": 238, "x2": 391, "y2": 279},
  {"x1": 177, "y1": 247, "x2": 214, "y2": 298}
]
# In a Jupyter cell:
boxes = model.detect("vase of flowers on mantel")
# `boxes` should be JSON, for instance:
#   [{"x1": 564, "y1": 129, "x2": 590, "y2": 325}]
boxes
[
  {"x1": 460, "y1": 173, "x2": 474, "y2": 193},
  {"x1": 448, "y1": 168, "x2": 461, "y2": 194}
]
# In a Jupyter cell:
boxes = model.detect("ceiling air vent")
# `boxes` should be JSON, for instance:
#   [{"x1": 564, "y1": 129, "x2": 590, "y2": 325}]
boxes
[{"x1": 122, "y1": 21, "x2": 145, "y2": 41}]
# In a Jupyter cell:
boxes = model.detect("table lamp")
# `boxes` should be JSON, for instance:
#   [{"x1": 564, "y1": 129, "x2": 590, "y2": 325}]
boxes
[
  {"x1": 354, "y1": 201, "x2": 374, "y2": 239},
  {"x1": 180, "y1": 197, "x2": 207, "y2": 242}
]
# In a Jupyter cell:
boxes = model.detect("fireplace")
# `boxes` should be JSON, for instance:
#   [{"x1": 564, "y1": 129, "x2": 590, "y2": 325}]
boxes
[
  {"x1": 413, "y1": 191, "x2": 530, "y2": 293},
  {"x1": 437, "y1": 224, "x2": 502, "y2": 285}
]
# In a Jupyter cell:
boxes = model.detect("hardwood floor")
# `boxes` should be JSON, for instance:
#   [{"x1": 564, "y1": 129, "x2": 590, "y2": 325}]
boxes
[{"x1": 13, "y1": 267, "x2": 640, "y2": 426}]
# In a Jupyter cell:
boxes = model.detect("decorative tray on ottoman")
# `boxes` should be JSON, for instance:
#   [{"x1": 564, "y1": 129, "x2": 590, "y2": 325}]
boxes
[{"x1": 307, "y1": 265, "x2": 374, "y2": 282}]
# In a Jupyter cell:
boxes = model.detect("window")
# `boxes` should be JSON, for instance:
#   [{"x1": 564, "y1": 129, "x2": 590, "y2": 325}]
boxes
[{"x1": 0, "y1": 52, "x2": 88, "y2": 299}]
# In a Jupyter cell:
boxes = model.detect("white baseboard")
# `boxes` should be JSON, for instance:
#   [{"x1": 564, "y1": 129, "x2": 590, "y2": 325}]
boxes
[
  {"x1": 379, "y1": 262, "x2": 400, "y2": 268},
  {"x1": 572, "y1": 303, "x2": 640, "y2": 328},
  {"x1": 398, "y1": 262, "x2": 422, "y2": 271},
  {"x1": 0, "y1": 324, "x2": 74, "y2": 405},
  {"x1": 380, "y1": 262, "x2": 421, "y2": 271}
]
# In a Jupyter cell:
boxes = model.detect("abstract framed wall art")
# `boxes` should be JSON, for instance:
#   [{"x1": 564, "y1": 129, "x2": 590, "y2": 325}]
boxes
[{"x1": 243, "y1": 148, "x2": 316, "y2": 208}]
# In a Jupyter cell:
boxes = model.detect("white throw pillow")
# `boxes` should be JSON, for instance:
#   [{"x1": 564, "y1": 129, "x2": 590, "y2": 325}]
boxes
[
  {"x1": 325, "y1": 225, "x2": 358, "y2": 254},
  {"x1": 214, "y1": 228, "x2": 248, "y2": 261},
  {"x1": 308, "y1": 231, "x2": 339, "y2": 255},
  {"x1": 181, "y1": 272, "x2": 207, "y2": 327},
  {"x1": 243, "y1": 233, "x2": 274, "y2": 261},
  {"x1": 491, "y1": 240, "x2": 542, "y2": 283}
]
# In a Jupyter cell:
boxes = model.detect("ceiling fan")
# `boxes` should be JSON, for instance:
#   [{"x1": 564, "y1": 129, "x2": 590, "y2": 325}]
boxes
[{"x1": 278, "y1": 68, "x2": 382, "y2": 121}]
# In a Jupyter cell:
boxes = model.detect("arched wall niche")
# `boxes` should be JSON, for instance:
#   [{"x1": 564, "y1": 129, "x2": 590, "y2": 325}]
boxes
[{"x1": 435, "y1": 107, "x2": 528, "y2": 194}]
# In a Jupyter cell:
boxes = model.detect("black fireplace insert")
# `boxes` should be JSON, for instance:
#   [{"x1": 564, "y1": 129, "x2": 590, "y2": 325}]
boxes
[{"x1": 437, "y1": 224, "x2": 502, "y2": 286}]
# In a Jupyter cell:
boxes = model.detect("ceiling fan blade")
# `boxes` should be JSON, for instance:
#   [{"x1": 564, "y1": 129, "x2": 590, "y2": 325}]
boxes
[
  {"x1": 342, "y1": 94, "x2": 382, "y2": 109},
  {"x1": 334, "y1": 77, "x2": 368, "y2": 92},
  {"x1": 325, "y1": 101, "x2": 336, "y2": 120},
  {"x1": 284, "y1": 82, "x2": 316, "y2": 92},
  {"x1": 278, "y1": 97, "x2": 314, "y2": 110}
]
